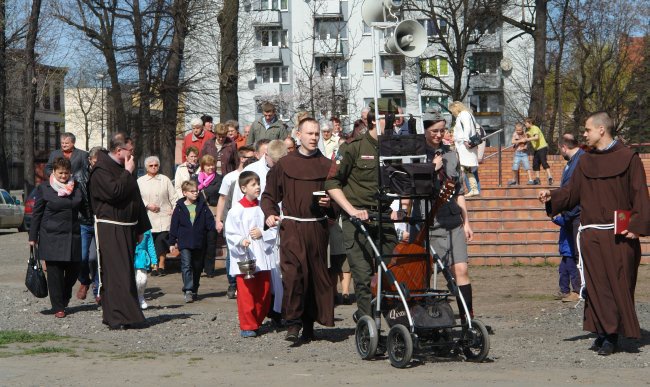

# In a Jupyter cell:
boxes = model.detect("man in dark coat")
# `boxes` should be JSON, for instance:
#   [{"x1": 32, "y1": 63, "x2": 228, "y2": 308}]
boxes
[
  {"x1": 539, "y1": 112, "x2": 650, "y2": 356},
  {"x1": 89, "y1": 132, "x2": 151, "y2": 330},
  {"x1": 262, "y1": 118, "x2": 336, "y2": 343},
  {"x1": 45, "y1": 132, "x2": 89, "y2": 177}
]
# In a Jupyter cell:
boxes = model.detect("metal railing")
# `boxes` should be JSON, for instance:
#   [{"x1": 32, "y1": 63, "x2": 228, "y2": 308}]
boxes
[{"x1": 481, "y1": 128, "x2": 505, "y2": 186}]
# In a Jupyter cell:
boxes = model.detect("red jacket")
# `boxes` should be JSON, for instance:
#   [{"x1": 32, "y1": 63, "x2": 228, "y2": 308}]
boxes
[{"x1": 182, "y1": 130, "x2": 215, "y2": 162}]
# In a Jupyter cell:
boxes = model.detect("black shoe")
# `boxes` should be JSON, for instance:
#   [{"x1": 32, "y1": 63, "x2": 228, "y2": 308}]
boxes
[
  {"x1": 227, "y1": 284, "x2": 237, "y2": 299},
  {"x1": 548, "y1": 177, "x2": 553, "y2": 185},
  {"x1": 158, "y1": 268, "x2": 166, "y2": 277},
  {"x1": 533, "y1": 178, "x2": 541, "y2": 185},
  {"x1": 151, "y1": 270, "x2": 159, "y2": 277},
  {"x1": 108, "y1": 324, "x2": 130, "y2": 331},
  {"x1": 342, "y1": 294, "x2": 352, "y2": 305},
  {"x1": 589, "y1": 336, "x2": 605, "y2": 351},
  {"x1": 598, "y1": 341, "x2": 616, "y2": 356},
  {"x1": 192, "y1": 293, "x2": 198, "y2": 301},
  {"x1": 285, "y1": 325, "x2": 300, "y2": 342}
]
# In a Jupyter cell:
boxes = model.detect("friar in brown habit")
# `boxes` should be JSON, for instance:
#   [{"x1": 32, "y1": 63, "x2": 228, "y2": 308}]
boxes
[
  {"x1": 261, "y1": 118, "x2": 336, "y2": 343},
  {"x1": 539, "y1": 112, "x2": 650, "y2": 356},
  {"x1": 90, "y1": 132, "x2": 152, "y2": 330}
]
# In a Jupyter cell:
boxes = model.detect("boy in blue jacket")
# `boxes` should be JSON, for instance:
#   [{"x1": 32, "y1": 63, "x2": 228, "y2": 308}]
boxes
[
  {"x1": 135, "y1": 230, "x2": 158, "y2": 309},
  {"x1": 169, "y1": 180, "x2": 216, "y2": 303}
]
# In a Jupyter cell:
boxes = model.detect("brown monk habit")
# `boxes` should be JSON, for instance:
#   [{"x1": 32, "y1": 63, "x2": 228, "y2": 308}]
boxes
[
  {"x1": 90, "y1": 150, "x2": 152, "y2": 327},
  {"x1": 261, "y1": 150, "x2": 337, "y2": 327},
  {"x1": 548, "y1": 142, "x2": 650, "y2": 338}
]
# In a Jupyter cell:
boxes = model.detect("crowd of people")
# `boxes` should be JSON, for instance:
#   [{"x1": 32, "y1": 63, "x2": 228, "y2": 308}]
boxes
[{"x1": 26, "y1": 104, "x2": 648, "y2": 357}]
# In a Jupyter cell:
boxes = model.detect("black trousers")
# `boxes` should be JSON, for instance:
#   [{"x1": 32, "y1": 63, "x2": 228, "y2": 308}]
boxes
[
  {"x1": 46, "y1": 261, "x2": 80, "y2": 312},
  {"x1": 204, "y1": 229, "x2": 217, "y2": 275}
]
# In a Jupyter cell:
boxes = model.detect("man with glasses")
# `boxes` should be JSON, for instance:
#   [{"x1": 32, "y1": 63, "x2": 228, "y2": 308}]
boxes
[{"x1": 89, "y1": 132, "x2": 152, "y2": 330}]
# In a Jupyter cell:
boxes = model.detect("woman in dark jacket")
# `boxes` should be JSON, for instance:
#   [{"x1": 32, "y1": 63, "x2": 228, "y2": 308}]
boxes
[
  {"x1": 29, "y1": 157, "x2": 83, "y2": 318},
  {"x1": 201, "y1": 123, "x2": 239, "y2": 177}
]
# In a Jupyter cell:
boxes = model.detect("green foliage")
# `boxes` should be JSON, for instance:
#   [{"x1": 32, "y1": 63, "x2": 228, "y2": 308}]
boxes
[{"x1": 620, "y1": 36, "x2": 650, "y2": 146}]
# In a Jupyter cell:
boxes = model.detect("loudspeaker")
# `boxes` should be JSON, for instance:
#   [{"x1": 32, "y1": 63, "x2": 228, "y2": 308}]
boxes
[
  {"x1": 384, "y1": 20, "x2": 428, "y2": 57},
  {"x1": 361, "y1": 0, "x2": 402, "y2": 25}
]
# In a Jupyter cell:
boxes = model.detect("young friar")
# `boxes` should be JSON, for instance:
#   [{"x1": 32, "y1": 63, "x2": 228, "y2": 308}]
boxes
[{"x1": 261, "y1": 118, "x2": 337, "y2": 343}]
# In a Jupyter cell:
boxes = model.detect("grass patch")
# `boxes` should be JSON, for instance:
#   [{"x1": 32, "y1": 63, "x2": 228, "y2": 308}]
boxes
[
  {"x1": 534, "y1": 261, "x2": 557, "y2": 268},
  {"x1": 511, "y1": 261, "x2": 524, "y2": 267},
  {"x1": 0, "y1": 331, "x2": 64, "y2": 345},
  {"x1": 189, "y1": 357, "x2": 203, "y2": 361},
  {"x1": 110, "y1": 351, "x2": 158, "y2": 360},
  {"x1": 22, "y1": 346, "x2": 74, "y2": 355}
]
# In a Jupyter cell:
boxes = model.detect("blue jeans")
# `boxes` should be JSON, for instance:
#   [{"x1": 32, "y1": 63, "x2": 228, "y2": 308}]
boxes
[
  {"x1": 180, "y1": 248, "x2": 204, "y2": 293},
  {"x1": 79, "y1": 224, "x2": 99, "y2": 295},
  {"x1": 512, "y1": 151, "x2": 531, "y2": 171},
  {"x1": 559, "y1": 256, "x2": 580, "y2": 294}
]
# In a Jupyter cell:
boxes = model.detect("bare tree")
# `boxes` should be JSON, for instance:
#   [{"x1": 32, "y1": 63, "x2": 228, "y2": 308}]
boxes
[
  {"x1": 217, "y1": 0, "x2": 239, "y2": 120},
  {"x1": 545, "y1": 0, "x2": 570, "y2": 144},
  {"x1": 0, "y1": 0, "x2": 8, "y2": 188},
  {"x1": 404, "y1": 0, "x2": 507, "y2": 101},
  {"x1": 22, "y1": 0, "x2": 42, "y2": 194}
]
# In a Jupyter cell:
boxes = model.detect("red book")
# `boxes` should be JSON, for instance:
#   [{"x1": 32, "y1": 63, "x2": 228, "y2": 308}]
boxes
[{"x1": 614, "y1": 210, "x2": 632, "y2": 235}]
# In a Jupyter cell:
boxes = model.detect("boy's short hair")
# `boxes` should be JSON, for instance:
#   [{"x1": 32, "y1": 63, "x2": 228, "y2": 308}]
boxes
[
  {"x1": 238, "y1": 171, "x2": 260, "y2": 192},
  {"x1": 181, "y1": 180, "x2": 198, "y2": 192},
  {"x1": 238, "y1": 145, "x2": 255, "y2": 155},
  {"x1": 267, "y1": 139, "x2": 288, "y2": 163},
  {"x1": 524, "y1": 117, "x2": 534, "y2": 124}
]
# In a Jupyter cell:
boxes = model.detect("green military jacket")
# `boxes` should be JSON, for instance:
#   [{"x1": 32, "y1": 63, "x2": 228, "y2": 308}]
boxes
[{"x1": 325, "y1": 132, "x2": 379, "y2": 208}]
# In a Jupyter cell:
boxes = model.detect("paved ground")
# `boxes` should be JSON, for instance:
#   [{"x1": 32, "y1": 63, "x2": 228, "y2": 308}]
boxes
[{"x1": 0, "y1": 229, "x2": 649, "y2": 386}]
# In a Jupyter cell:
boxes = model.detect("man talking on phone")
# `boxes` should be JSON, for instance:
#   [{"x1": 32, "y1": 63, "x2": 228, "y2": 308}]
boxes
[{"x1": 89, "y1": 132, "x2": 152, "y2": 330}]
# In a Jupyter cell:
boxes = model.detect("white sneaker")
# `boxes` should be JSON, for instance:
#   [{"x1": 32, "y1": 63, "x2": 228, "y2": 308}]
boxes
[{"x1": 139, "y1": 296, "x2": 148, "y2": 310}]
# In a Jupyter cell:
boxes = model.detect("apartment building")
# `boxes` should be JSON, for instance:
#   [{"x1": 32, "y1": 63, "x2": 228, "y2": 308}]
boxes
[{"x1": 185, "y1": 0, "x2": 534, "y2": 138}]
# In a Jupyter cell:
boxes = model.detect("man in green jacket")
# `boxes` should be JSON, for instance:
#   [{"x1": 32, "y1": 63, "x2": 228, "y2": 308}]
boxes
[{"x1": 246, "y1": 102, "x2": 289, "y2": 146}]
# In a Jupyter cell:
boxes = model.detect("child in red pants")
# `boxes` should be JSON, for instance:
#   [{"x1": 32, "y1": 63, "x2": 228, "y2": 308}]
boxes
[{"x1": 225, "y1": 171, "x2": 279, "y2": 337}]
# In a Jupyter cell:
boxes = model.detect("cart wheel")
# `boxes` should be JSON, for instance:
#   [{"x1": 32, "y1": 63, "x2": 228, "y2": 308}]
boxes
[
  {"x1": 355, "y1": 316, "x2": 379, "y2": 360},
  {"x1": 387, "y1": 324, "x2": 413, "y2": 368},
  {"x1": 462, "y1": 319, "x2": 490, "y2": 362}
]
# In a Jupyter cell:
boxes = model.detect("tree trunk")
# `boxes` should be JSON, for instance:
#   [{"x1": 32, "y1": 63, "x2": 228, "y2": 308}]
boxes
[
  {"x1": 0, "y1": 0, "x2": 9, "y2": 188},
  {"x1": 548, "y1": 0, "x2": 570, "y2": 145},
  {"x1": 23, "y1": 0, "x2": 42, "y2": 194},
  {"x1": 217, "y1": 0, "x2": 239, "y2": 121},
  {"x1": 160, "y1": 0, "x2": 190, "y2": 178},
  {"x1": 528, "y1": 0, "x2": 547, "y2": 130}
]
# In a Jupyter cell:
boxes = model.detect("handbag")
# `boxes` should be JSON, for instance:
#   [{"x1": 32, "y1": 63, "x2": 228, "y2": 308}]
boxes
[{"x1": 25, "y1": 246, "x2": 48, "y2": 298}]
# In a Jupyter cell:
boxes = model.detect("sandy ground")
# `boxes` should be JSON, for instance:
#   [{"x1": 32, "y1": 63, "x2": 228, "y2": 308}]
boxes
[{"x1": 0, "y1": 229, "x2": 649, "y2": 386}]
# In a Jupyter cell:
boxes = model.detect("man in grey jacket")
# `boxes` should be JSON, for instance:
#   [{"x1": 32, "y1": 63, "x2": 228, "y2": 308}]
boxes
[
  {"x1": 246, "y1": 102, "x2": 289, "y2": 146},
  {"x1": 45, "y1": 132, "x2": 89, "y2": 177}
]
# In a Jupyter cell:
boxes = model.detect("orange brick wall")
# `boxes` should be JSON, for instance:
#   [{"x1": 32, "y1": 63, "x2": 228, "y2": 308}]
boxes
[{"x1": 479, "y1": 148, "x2": 650, "y2": 187}]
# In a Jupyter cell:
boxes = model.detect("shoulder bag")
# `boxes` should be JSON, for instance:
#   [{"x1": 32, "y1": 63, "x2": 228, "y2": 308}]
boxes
[{"x1": 25, "y1": 245, "x2": 48, "y2": 298}]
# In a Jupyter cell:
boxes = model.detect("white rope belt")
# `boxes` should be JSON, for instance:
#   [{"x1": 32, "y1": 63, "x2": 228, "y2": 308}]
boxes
[
  {"x1": 280, "y1": 215, "x2": 328, "y2": 222},
  {"x1": 575, "y1": 223, "x2": 614, "y2": 307},
  {"x1": 93, "y1": 216, "x2": 139, "y2": 294}
]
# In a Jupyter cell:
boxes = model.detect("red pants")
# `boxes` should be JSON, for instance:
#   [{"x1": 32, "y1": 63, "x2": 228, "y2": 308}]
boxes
[{"x1": 236, "y1": 270, "x2": 271, "y2": 330}]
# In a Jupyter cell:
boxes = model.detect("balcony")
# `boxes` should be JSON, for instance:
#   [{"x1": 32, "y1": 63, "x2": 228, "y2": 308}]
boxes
[
  {"x1": 379, "y1": 74, "x2": 403, "y2": 92},
  {"x1": 254, "y1": 82, "x2": 282, "y2": 95},
  {"x1": 471, "y1": 29, "x2": 502, "y2": 51},
  {"x1": 251, "y1": 10, "x2": 282, "y2": 27},
  {"x1": 314, "y1": 1, "x2": 342, "y2": 18},
  {"x1": 469, "y1": 73, "x2": 502, "y2": 90},
  {"x1": 314, "y1": 39, "x2": 345, "y2": 57},
  {"x1": 252, "y1": 46, "x2": 282, "y2": 63}
]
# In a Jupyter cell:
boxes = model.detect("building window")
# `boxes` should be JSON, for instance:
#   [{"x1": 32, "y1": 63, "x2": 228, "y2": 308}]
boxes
[
  {"x1": 54, "y1": 123, "x2": 61, "y2": 150},
  {"x1": 259, "y1": 29, "x2": 288, "y2": 47},
  {"x1": 42, "y1": 84, "x2": 51, "y2": 110},
  {"x1": 421, "y1": 96, "x2": 449, "y2": 112},
  {"x1": 470, "y1": 53, "x2": 500, "y2": 74},
  {"x1": 257, "y1": 65, "x2": 289, "y2": 83},
  {"x1": 363, "y1": 22, "x2": 371, "y2": 35},
  {"x1": 381, "y1": 57, "x2": 402, "y2": 76},
  {"x1": 260, "y1": 0, "x2": 287, "y2": 11},
  {"x1": 315, "y1": 19, "x2": 346, "y2": 40},
  {"x1": 363, "y1": 59, "x2": 374, "y2": 74},
  {"x1": 53, "y1": 84, "x2": 62, "y2": 111},
  {"x1": 420, "y1": 58, "x2": 449, "y2": 76},
  {"x1": 419, "y1": 18, "x2": 448, "y2": 38},
  {"x1": 317, "y1": 58, "x2": 347, "y2": 78},
  {"x1": 469, "y1": 93, "x2": 502, "y2": 113}
]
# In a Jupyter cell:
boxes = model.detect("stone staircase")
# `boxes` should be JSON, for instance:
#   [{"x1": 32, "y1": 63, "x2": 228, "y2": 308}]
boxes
[{"x1": 465, "y1": 185, "x2": 650, "y2": 266}]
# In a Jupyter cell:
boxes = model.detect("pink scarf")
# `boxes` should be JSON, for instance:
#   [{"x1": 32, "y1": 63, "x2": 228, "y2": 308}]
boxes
[
  {"x1": 198, "y1": 171, "x2": 215, "y2": 190},
  {"x1": 49, "y1": 174, "x2": 75, "y2": 197}
]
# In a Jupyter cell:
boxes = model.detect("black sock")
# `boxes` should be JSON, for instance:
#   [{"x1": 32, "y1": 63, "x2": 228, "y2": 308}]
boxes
[{"x1": 457, "y1": 284, "x2": 474, "y2": 319}]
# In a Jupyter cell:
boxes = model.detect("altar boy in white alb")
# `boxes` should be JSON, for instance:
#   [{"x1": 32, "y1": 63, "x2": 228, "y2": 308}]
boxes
[{"x1": 225, "y1": 171, "x2": 280, "y2": 338}]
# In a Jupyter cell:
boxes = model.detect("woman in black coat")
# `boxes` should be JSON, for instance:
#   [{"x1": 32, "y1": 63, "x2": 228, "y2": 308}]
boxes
[
  {"x1": 28, "y1": 157, "x2": 83, "y2": 318},
  {"x1": 197, "y1": 154, "x2": 222, "y2": 277}
]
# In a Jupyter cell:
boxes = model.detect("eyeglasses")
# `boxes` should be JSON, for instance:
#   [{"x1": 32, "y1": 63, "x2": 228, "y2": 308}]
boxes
[
  {"x1": 121, "y1": 147, "x2": 134, "y2": 153},
  {"x1": 147, "y1": 164, "x2": 159, "y2": 167}
]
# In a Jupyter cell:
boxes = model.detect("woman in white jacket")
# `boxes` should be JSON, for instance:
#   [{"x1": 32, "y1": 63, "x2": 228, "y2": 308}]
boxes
[{"x1": 450, "y1": 101, "x2": 480, "y2": 197}]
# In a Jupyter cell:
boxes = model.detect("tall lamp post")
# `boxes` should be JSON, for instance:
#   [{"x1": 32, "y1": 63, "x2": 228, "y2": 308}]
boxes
[{"x1": 96, "y1": 73, "x2": 106, "y2": 148}]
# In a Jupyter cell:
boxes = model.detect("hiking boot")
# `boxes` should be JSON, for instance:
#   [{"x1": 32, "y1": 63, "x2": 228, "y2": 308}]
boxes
[
  {"x1": 554, "y1": 291, "x2": 569, "y2": 300},
  {"x1": 184, "y1": 291, "x2": 194, "y2": 303},
  {"x1": 562, "y1": 292, "x2": 580, "y2": 302},
  {"x1": 76, "y1": 284, "x2": 89, "y2": 300},
  {"x1": 285, "y1": 325, "x2": 300, "y2": 342},
  {"x1": 227, "y1": 284, "x2": 237, "y2": 299}
]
